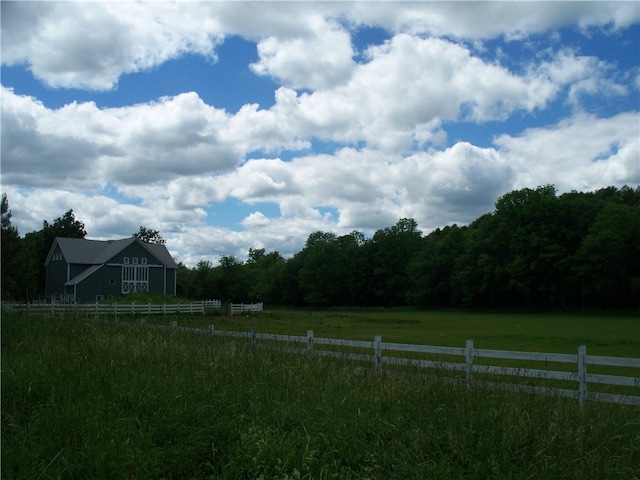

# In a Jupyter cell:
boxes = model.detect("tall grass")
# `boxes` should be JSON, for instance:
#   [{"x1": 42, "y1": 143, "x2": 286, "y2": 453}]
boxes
[{"x1": 2, "y1": 313, "x2": 639, "y2": 479}]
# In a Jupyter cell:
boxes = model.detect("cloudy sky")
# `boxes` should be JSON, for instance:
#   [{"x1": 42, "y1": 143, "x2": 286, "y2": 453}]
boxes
[{"x1": 2, "y1": 2, "x2": 639, "y2": 266}]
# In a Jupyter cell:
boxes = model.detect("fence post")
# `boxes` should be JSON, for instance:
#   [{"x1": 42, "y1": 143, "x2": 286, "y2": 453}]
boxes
[
  {"x1": 208, "y1": 324, "x2": 215, "y2": 337},
  {"x1": 171, "y1": 320, "x2": 177, "y2": 332},
  {"x1": 307, "y1": 330, "x2": 314, "y2": 353},
  {"x1": 251, "y1": 326, "x2": 257, "y2": 346},
  {"x1": 374, "y1": 335, "x2": 382, "y2": 373},
  {"x1": 578, "y1": 345, "x2": 587, "y2": 407},
  {"x1": 465, "y1": 339, "x2": 474, "y2": 383},
  {"x1": 114, "y1": 303, "x2": 118, "y2": 322}
]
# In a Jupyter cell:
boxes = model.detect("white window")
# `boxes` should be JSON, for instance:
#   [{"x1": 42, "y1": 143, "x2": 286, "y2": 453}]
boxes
[
  {"x1": 122, "y1": 265, "x2": 149, "y2": 294},
  {"x1": 141, "y1": 257, "x2": 147, "y2": 265},
  {"x1": 123, "y1": 257, "x2": 129, "y2": 264},
  {"x1": 133, "y1": 257, "x2": 139, "y2": 265}
]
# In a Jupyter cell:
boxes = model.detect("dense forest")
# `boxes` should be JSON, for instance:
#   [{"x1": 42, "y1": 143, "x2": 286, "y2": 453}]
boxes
[{"x1": 2, "y1": 185, "x2": 639, "y2": 310}]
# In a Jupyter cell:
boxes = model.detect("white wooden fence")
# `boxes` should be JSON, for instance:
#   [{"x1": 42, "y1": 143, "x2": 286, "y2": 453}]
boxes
[
  {"x1": 229, "y1": 302, "x2": 264, "y2": 315},
  {"x1": 182, "y1": 325, "x2": 638, "y2": 407},
  {"x1": 4, "y1": 304, "x2": 637, "y2": 406},
  {"x1": 3, "y1": 299, "x2": 221, "y2": 317}
]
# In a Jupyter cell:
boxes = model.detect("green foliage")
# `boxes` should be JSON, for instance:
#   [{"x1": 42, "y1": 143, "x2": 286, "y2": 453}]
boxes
[
  {"x1": 172, "y1": 185, "x2": 640, "y2": 310},
  {"x1": 1, "y1": 194, "x2": 28, "y2": 300},
  {"x1": 246, "y1": 249, "x2": 287, "y2": 303},
  {"x1": 1, "y1": 193, "x2": 15, "y2": 231},
  {"x1": 3, "y1": 185, "x2": 640, "y2": 310},
  {"x1": 407, "y1": 224, "x2": 466, "y2": 307},
  {"x1": 22, "y1": 209, "x2": 87, "y2": 299},
  {"x1": 3, "y1": 314, "x2": 639, "y2": 479},
  {"x1": 133, "y1": 225, "x2": 166, "y2": 245},
  {"x1": 575, "y1": 202, "x2": 640, "y2": 308}
]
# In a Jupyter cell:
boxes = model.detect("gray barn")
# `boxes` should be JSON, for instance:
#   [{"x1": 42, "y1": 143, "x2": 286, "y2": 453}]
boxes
[{"x1": 45, "y1": 237, "x2": 178, "y2": 303}]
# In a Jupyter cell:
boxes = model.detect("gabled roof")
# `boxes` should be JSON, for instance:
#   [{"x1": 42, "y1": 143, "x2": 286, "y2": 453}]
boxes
[
  {"x1": 52, "y1": 238, "x2": 108, "y2": 265},
  {"x1": 65, "y1": 264, "x2": 103, "y2": 286},
  {"x1": 45, "y1": 237, "x2": 178, "y2": 268},
  {"x1": 143, "y1": 241, "x2": 179, "y2": 268}
]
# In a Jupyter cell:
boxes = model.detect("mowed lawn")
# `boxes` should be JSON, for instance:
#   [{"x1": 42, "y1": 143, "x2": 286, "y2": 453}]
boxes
[{"x1": 201, "y1": 308, "x2": 640, "y2": 358}]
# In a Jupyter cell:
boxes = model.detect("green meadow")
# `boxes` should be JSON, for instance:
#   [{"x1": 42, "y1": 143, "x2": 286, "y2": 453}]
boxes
[
  {"x1": 2, "y1": 309, "x2": 639, "y2": 479},
  {"x1": 180, "y1": 307, "x2": 640, "y2": 357}
]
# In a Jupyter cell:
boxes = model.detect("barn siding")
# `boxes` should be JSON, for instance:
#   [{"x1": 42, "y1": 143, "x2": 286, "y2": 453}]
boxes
[
  {"x1": 45, "y1": 244, "x2": 68, "y2": 300},
  {"x1": 46, "y1": 237, "x2": 177, "y2": 303}
]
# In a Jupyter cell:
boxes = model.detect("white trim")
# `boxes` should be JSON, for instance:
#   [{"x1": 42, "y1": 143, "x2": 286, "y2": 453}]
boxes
[
  {"x1": 107, "y1": 262, "x2": 163, "y2": 267},
  {"x1": 122, "y1": 265, "x2": 149, "y2": 294}
]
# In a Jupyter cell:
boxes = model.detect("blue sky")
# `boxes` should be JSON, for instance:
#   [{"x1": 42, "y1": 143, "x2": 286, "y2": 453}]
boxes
[{"x1": 1, "y1": 2, "x2": 639, "y2": 266}]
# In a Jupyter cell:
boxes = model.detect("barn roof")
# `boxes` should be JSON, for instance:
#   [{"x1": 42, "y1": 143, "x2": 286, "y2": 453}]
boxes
[{"x1": 45, "y1": 237, "x2": 178, "y2": 268}]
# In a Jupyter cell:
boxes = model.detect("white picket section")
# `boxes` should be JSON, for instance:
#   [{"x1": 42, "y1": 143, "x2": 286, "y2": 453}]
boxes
[
  {"x1": 229, "y1": 302, "x2": 264, "y2": 315},
  {"x1": 4, "y1": 300, "x2": 222, "y2": 317}
]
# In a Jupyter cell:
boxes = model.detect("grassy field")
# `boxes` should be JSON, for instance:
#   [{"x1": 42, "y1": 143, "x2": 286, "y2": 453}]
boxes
[
  {"x1": 2, "y1": 311, "x2": 639, "y2": 479},
  {"x1": 170, "y1": 307, "x2": 640, "y2": 357}
]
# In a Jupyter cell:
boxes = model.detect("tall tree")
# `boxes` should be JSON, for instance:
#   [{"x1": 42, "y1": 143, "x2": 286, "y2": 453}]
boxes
[
  {"x1": 575, "y1": 202, "x2": 640, "y2": 308},
  {"x1": 189, "y1": 260, "x2": 215, "y2": 300},
  {"x1": 1, "y1": 193, "x2": 14, "y2": 230},
  {"x1": 23, "y1": 209, "x2": 87, "y2": 298},
  {"x1": 246, "y1": 248, "x2": 286, "y2": 303},
  {"x1": 298, "y1": 231, "x2": 342, "y2": 305},
  {"x1": 133, "y1": 226, "x2": 166, "y2": 245},
  {"x1": 408, "y1": 225, "x2": 466, "y2": 307},
  {"x1": 1, "y1": 194, "x2": 30, "y2": 300},
  {"x1": 369, "y1": 218, "x2": 422, "y2": 306},
  {"x1": 210, "y1": 255, "x2": 249, "y2": 302}
]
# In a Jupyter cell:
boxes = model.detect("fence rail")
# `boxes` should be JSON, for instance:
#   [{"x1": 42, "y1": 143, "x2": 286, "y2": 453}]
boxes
[
  {"x1": 3, "y1": 300, "x2": 221, "y2": 317},
  {"x1": 4, "y1": 305, "x2": 638, "y2": 406},
  {"x1": 229, "y1": 302, "x2": 264, "y2": 315},
  {"x1": 132, "y1": 321, "x2": 640, "y2": 406},
  {"x1": 197, "y1": 325, "x2": 638, "y2": 407}
]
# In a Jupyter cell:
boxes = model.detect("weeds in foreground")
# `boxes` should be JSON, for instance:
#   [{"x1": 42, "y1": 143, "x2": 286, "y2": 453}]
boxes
[{"x1": 2, "y1": 314, "x2": 639, "y2": 479}]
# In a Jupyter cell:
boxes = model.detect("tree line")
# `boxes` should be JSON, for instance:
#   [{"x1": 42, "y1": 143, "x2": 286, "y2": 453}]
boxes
[
  {"x1": 2, "y1": 185, "x2": 639, "y2": 309},
  {"x1": 178, "y1": 185, "x2": 640, "y2": 310}
]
